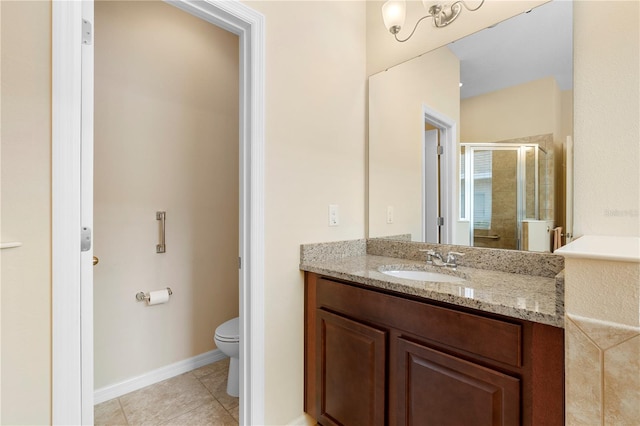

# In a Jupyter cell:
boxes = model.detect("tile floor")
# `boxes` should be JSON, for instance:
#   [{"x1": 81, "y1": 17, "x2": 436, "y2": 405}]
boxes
[{"x1": 94, "y1": 358, "x2": 238, "y2": 425}]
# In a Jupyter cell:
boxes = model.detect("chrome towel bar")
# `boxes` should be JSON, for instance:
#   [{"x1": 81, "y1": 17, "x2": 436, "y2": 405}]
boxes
[
  {"x1": 474, "y1": 234, "x2": 500, "y2": 240},
  {"x1": 0, "y1": 242, "x2": 22, "y2": 249},
  {"x1": 156, "y1": 211, "x2": 166, "y2": 253}
]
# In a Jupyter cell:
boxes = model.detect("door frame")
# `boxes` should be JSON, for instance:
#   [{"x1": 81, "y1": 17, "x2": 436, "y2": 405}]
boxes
[
  {"x1": 422, "y1": 105, "x2": 456, "y2": 245},
  {"x1": 422, "y1": 128, "x2": 439, "y2": 243},
  {"x1": 564, "y1": 136, "x2": 573, "y2": 244},
  {"x1": 51, "y1": 1, "x2": 265, "y2": 424}
]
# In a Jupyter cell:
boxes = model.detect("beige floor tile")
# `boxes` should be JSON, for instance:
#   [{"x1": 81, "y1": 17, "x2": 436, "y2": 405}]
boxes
[
  {"x1": 229, "y1": 403, "x2": 239, "y2": 422},
  {"x1": 198, "y1": 362, "x2": 239, "y2": 413},
  {"x1": 159, "y1": 399, "x2": 237, "y2": 426},
  {"x1": 120, "y1": 373, "x2": 214, "y2": 425},
  {"x1": 95, "y1": 398, "x2": 128, "y2": 426},
  {"x1": 192, "y1": 358, "x2": 229, "y2": 379}
]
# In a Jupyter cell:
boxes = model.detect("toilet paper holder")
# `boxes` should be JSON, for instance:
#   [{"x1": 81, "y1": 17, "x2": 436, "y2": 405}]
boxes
[{"x1": 136, "y1": 287, "x2": 173, "y2": 302}]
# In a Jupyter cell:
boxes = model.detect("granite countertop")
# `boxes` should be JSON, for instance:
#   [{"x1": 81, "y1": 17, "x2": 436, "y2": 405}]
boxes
[{"x1": 300, "y1": 242, "x2": 564, "y2": 328}]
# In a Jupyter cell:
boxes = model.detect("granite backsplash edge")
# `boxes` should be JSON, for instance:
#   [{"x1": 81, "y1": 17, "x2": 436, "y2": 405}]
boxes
[{"x1": 301, "y1": 237, "x2": 564, "y2": 279}]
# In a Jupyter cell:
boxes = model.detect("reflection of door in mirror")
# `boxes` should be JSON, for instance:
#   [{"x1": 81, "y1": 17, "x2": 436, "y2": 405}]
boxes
[
  {"x1": 424, "y1": 127, "x2": 440, "y2": 243},
  {"x1": 422, "y1": 107, "x2": 457, "y2": 244}
]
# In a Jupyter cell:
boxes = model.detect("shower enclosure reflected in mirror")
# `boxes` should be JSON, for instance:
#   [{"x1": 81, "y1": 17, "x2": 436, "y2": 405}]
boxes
[
  {"x1": 368, "y1": 0, "x2": 573, "y2": 252},
  {"x1": 460, "y1": 141, "x2": 551, "y2": 251}
]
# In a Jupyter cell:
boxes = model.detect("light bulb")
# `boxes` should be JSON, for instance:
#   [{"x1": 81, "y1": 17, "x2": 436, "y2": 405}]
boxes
[{"x1": 382, "y1": 0, "x2": 406, "y2": 34}]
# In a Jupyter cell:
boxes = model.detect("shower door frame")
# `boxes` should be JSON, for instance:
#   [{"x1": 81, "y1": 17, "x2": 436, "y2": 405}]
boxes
[
  {"x1": 461, "y1": 143, "x2": 542, "y2": 250},
  {"x1": 52, "y1": 1, "x2": 265, "y2": 424}
]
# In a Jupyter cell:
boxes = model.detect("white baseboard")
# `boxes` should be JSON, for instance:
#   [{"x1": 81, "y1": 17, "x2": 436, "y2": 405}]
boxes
[{"x1": 94, "y1": 349, "x2": 227, "y2": 404}]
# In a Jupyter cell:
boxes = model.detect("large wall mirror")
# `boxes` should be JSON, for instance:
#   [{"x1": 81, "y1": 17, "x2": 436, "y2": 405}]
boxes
[{"x1": 368, "y1": 0, "x2": 573, "y2": 252}]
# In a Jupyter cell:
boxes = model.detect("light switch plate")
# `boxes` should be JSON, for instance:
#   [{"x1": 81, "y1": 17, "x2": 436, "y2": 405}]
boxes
[{"x1": 329, "y1": 204, "x2": 339, "y2": 226}]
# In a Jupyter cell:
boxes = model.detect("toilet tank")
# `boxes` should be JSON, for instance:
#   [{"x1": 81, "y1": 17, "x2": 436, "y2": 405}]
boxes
[{"x1": 522, "y1": 220, "x2": 554, "y2": 252}]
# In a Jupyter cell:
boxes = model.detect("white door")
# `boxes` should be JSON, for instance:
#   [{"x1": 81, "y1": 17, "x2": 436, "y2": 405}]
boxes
[
  {"x1": 80, "y1": 2, "x2": 95, "y2": 423},
  {"x1": 51, "y1": 2, "x2": 95, "y2": 423}
]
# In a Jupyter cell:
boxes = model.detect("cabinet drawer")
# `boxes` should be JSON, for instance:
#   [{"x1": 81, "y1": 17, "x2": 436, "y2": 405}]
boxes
[{"x1": 317, "y1": 277, "x2": 522, "y2": 367}]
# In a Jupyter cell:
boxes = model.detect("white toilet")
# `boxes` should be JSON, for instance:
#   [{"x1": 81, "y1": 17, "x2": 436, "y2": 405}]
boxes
[{"x1": 214, "y1": 316, "x2": 239, "y2": 397}]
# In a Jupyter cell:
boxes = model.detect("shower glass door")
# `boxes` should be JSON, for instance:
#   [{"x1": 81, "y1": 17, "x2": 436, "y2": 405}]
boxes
[
  {"x1": 461, "y1": 143, "x2": 545, "y2": 251},
  {"x1": 471, "y1": 147, "x2": 519, "y2": 249}
]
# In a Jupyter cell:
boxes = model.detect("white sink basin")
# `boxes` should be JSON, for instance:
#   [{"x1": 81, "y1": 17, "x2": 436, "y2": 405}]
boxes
[{"x1": 381, "y1": 269, "x2": 465, "y2": 283}]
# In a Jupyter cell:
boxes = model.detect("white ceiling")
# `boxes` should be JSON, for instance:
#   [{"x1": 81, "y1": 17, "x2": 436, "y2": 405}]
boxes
[{"x1": 447, "y1": 0, "x2": 573, "y2": 99}]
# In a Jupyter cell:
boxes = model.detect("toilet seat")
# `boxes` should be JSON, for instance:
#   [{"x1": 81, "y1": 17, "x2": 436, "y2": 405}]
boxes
[{"x1": 215, "y1": 317, "x2": 239, "y2": 342}]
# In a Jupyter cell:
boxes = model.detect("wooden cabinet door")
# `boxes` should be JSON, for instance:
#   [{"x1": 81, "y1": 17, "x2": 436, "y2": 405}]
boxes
[
  {"x1": 316, "y1": 309, "x2": 387, "y2": 426},
  {"x1": 394, "y1": 337, "x2": 520, "y2": 426}
]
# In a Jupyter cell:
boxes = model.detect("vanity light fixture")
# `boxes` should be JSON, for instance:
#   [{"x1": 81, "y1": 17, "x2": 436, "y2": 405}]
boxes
[{"x1": 382, "y1": 0, "x2": 485, "y2": 42}]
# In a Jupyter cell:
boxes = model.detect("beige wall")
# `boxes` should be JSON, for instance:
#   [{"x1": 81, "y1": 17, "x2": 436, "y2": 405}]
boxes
[
  {"x1": 560, "y1": 89, "x2": 574, "y2": 146},
  {"x1": 460, "y1": 77, "x2": 565, "y2": 143},
  {"x1": 0, "y1": 1, "x2": 52, "y2": 424},
  {"x1": 243, "y1": 1, "x2": 367, "y2": 424},
  {"x1": 93, "y1": 1, "x2": 239, "y2": 389},
  {"x1": 573, "y1": 0, "x2": 639, "y2": 238},
  {"x1": 0, "y1": 0, "x2": 639, "y2": 424},
  {"x1": 368, "y1": 46, "x2": 459, "y2": 240}
]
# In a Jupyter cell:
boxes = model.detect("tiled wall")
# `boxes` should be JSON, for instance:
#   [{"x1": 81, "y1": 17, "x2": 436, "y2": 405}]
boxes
[
  {"x1": 566, "y1": 314, "x2": 640, "y2": 423},
  {"x1": 564, "y1": 257, "x2": 640, "y2": 424}
]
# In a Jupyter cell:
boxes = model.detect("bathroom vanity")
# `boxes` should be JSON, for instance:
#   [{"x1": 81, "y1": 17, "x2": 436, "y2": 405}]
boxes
[{"x1": 300, "y1": 239, "x2": 565, "y2": 426}]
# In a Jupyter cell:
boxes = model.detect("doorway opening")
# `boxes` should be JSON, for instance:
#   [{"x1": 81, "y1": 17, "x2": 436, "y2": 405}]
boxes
[
  {"x1": 51, "y1": 1, "x2": 265, "y2": 424},
  {"x1": 93, "y1": 0, "x2": 240, "y2": 419}
]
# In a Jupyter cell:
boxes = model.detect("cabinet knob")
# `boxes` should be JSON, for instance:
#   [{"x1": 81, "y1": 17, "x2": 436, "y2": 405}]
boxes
[{"x1": 93, "y1": 256, "x2": 99, "y2": 266}]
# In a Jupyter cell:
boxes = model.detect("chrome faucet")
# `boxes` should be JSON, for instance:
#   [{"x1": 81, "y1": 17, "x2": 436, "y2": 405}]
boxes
[
  {"x1": 424, "y1": 249, "x2": 446, "y2": 266},
  {"x1": 444, "y1": 251, "x2": 465, "y2": 270},
  {"x1": 420, "y1": 249, "x2": 464, "y2": 270}
]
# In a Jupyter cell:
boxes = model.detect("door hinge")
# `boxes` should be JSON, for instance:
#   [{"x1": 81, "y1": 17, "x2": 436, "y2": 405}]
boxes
[
  {"x1": 436, "y1": 145, "x2": 444, "y2": 155},
  {"x1": 437, "y1": 217, "x2": 445, "y2": 227},
  {"x1": 238, "y1": 257, "x2": 242, "y2": 269},
  {"x1": 81, "y1": 227, "x2": 92, "y2": 252},
  {"x1": 82, "y1": 19, "x2": 93, "y2": 45}
]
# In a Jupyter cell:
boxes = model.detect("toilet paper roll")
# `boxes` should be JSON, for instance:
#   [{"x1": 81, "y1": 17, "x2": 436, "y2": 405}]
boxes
[{"x1": 148, "y1": 289, "x2": 170, "y2": 305}]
